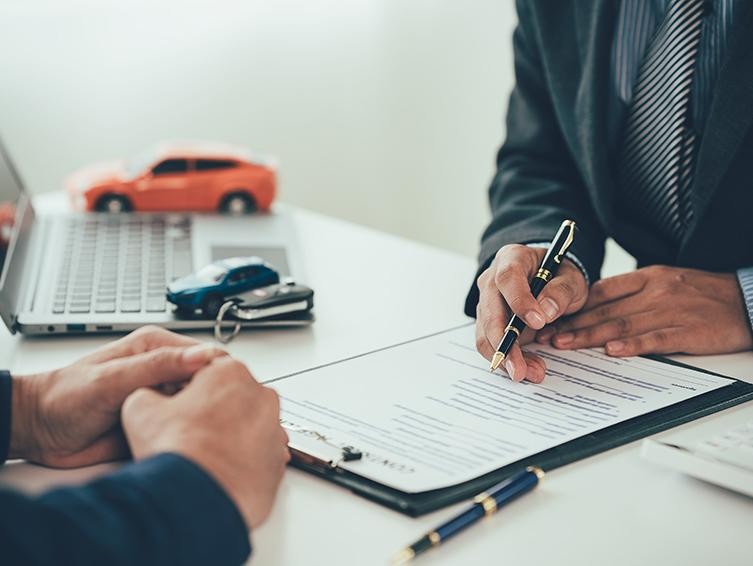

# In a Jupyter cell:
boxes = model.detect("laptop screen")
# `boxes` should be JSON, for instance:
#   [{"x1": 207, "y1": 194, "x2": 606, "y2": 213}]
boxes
[
  {"x1": 0, "y1": 140, "x2": 34, "y2": 331},
  {"x1": 0, "y1": 144, "x2": 23, "y2": 283}
]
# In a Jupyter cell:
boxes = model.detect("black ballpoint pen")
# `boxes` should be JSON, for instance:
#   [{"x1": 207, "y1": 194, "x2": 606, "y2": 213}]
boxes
[
  {"x1": 490, "y1": 219, "x2": 577, "y2": 372},
  {"x1": 390, "y1": 467, "x2": 545, "y2": 564}
]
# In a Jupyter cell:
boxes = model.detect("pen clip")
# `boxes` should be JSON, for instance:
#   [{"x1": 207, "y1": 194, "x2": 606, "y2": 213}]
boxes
[{"x1": 553, "y1": 220, "x2": 576, "y2": 264}]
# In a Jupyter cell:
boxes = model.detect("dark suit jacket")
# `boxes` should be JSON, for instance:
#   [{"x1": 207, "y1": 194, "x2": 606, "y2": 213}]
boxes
[
  {"x1": 0, "y1": 454, "x2": 252, "y2": 566},
  {"x1": 465, "y1": 0, "x2": 753, "y2": 315}
]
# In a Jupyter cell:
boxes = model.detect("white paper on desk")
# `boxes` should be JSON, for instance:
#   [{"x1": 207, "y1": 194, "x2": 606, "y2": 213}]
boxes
[{"x1": 273, "y1": 324, "x2": 733, "y2": 493}]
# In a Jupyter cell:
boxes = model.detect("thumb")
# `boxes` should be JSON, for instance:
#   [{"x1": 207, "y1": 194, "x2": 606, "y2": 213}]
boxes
[
  {"x1": 100, "y1": 343, "x2": 227, "y2": 402},
  {"x1": 121, "y1": 387, "x2": 166, "y2": 427},
  {"x1": 121, "y1": 387, "x2": 168, "y2": 460}
]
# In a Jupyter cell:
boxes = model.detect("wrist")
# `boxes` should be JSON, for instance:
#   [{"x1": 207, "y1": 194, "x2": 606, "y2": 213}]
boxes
[
  {"x1": 8, "y1": 374, "x2": 40, "y2": 460},
  {"x1": 125, "y1": 423, "x2": 253, "y2": 525}
]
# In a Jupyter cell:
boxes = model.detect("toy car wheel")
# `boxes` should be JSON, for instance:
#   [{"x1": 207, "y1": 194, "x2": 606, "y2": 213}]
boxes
[
  {"x1": 202, "y1": 294, "x2": 223, "y2": 318},
  {"x1": 174, "y1": 305, "x2": 195, "y2": 317},
  {"x1": 95, "y1": 194, "x2": 132, "y2": 213},
  {"x1": 220, "y1": 192, "x2": 256, "y2": 215}
]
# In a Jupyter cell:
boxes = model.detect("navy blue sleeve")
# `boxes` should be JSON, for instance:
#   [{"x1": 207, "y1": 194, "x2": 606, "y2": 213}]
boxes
[
  {"x1": 0, "y1": 370, "x2": 11, "y2": 464},
  {"x1": 0, "y1": 453, "x2": 252, "y2": 566}
]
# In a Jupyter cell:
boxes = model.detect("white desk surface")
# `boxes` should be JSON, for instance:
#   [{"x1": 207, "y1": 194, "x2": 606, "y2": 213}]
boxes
[{"x1": 1, "y1": 195, "x2": 752, "y2": 566}]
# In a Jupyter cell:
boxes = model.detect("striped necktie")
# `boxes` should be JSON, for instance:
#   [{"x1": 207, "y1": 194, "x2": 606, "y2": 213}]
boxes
[{"x1": 618, "y1": 0, "x2": 705, "y2": 243}]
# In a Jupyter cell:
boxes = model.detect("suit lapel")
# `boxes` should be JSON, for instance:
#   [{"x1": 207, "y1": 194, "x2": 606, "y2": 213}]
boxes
[
  {"x1": 573, "y1": 0, "x2": 617, "y2": 227},
  {"x1": 688, "y1": 1, "x2": 753, "y2": 237}
]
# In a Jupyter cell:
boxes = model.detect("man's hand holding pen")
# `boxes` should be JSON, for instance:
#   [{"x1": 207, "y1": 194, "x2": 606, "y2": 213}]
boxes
[
  {"x1": 475, "y1": 242, "x2": 588, "y2": 383},
  {"x1": 476, "y1": 246, "x2": 753, "y2": 383}
]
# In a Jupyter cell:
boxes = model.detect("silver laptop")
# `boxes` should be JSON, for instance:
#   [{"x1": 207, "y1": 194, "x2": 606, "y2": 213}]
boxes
[{"x1": 0, "y1": 140, "x2": 306, "y2": 335}]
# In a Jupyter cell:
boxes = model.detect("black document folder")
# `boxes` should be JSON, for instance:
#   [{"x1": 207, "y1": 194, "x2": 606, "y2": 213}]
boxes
[{"x1": 285, "y1": 357, "x2": 753, "y2": 517}]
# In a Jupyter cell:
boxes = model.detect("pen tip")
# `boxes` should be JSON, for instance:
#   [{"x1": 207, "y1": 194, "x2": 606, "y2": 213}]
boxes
[
  {"x1": 390, "y1": 548, "x2": 415, "y2": 565},
  {"x1": 490, "y1": 352, "x2": 505, "y2": 372}
]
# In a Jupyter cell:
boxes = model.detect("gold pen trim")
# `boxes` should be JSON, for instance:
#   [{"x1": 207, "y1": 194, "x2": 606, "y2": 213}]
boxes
[
  {"x1": 390, "y1": 547, "x2": 416, "y2": 565},
  {"x1": 535, "y1": 268, "x2": 553, "y2": 282},
  {"x1": 526, "y1": 466, "x2": 546, "y2": 481},
  {"x1": 473, "y1": 492, "x2": 498, "y2": 517},
  {"x1": 428, "y1": 531, "x2": 441, "y2": 546},
  {"x1": 504, "y1": 325, "x2": 521, "y2": 338}
]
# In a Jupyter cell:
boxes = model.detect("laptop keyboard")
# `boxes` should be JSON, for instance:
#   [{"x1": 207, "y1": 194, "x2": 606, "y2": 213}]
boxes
[{"x1": 53, "y1": 215, "x2": 193, "y2": 315}]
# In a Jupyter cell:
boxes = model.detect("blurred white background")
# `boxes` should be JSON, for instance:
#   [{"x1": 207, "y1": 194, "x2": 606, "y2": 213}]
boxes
[
  {"x1": 0, "y1": 0, "x2": 634, "y2": 274},
  {"x1": 0, "y1": 0, "x2": 517, "y2": 257}
]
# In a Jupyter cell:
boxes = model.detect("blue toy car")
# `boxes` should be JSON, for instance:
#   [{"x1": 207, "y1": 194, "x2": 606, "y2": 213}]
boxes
[{"x1": 167, "y1": 256, "x2": 280, "y2": 317}]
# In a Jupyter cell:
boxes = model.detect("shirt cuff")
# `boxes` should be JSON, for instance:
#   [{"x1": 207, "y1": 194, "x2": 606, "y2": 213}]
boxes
[
  {"x1": 736, "y1": 267, "x2": 753, "y2": 330},
  {"x1": 526, "y1": 242, "x2": 591, "y2": 286},
  {"x1": 0, "y1": 370, "x2": 11, "y2": 465}
]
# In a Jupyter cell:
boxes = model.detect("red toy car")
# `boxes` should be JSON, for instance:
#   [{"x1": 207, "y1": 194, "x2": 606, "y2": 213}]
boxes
[
  {"x1": 66, "y1": 141, "x2": 277, "y2": 214},
  {"x1": 0, "y1": 201, "x2": 15, "y2": 256}
]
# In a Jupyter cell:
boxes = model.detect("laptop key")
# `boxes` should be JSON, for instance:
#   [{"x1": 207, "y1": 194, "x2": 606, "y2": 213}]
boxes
[
  {"x1": 120, "y1": 300, "x2": 142, "y2": 312},
  {"x1": 146, "y1": 298, "x2": 166, "y2": 312},
  {"x1": 69, "y1": 304, "x2": 91, "y2": 314},
  {"x1": 95, "y1": 302, "x2": 117, "y2": 313}
]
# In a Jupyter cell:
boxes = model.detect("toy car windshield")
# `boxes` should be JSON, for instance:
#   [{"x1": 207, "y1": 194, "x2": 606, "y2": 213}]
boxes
[{"x1": 194, "y1": 264, "x2": 228, "y2": 283}]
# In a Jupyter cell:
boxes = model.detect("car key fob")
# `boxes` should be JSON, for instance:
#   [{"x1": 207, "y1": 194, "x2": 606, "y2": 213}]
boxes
[
  {"x1": 213, "y1": 281, "x2": 315, "y2": 343},
  {"x1": 228, "y1": 282, "x2": 314, "y2": 320}
]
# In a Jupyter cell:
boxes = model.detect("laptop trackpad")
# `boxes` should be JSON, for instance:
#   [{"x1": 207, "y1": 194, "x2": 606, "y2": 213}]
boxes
[{"x1": 211, "y1": 245, "x2": 291, "y2": 277}]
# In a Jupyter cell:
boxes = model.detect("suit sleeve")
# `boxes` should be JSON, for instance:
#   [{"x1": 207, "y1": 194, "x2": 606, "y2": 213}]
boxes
[
  {"x1": 0, "y1": 371, "x2": 251, "y2": 566},
  {"x1": 0, "y1": 454, "x2": 252, "y2": 566},
  {"x1": 465, "y1": 0, "x2": 606, "y2": 317},
  {"x1": 737, "y1": 267, "x2": 753, "y2": 331},
  {"x1": 0, "y1": 370, "x2": 10, "y2": 464}
]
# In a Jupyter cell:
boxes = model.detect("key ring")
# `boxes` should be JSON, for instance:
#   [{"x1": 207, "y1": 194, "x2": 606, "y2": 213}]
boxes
[{"x1": 214, "y1": 299, "x2": 242, "y2": 344}]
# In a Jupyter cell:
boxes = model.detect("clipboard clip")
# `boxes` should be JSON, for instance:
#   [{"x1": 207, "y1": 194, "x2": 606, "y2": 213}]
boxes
[{"x1": 284, "y1": 425, "x2": 363, "y2": 471}]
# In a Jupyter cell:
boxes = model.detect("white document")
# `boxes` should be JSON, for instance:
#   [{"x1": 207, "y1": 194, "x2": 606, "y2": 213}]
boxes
[{"x1": 274, "y1": 324, "x2": 733, "y2": 493}]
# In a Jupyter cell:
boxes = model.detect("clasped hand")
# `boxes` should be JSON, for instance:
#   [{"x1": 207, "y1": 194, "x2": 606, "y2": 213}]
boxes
[
  {"x1": 10, "y1": 326, "x2": 223, "y2": 467},
  {"x1": 476, "y1": 245, "x2": 753, "y2": 382},
  {"x1": 9, "y1": 326, "x2": 289, "y2": 529}
]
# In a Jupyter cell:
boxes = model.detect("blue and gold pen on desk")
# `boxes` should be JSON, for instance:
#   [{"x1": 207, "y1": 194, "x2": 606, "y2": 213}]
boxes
[{"x1": 391, "y1": 467, "x2": 545, "y2": 564}]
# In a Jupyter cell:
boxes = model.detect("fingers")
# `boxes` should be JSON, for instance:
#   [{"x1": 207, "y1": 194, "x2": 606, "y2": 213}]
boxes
[
  {"x1": 604, "y1": 329, "x2": 682, "y2": 357},
  {"x1": 492, "y1": 248, "x2": 546, "y2": 329},
  {"x1": 37, "y1": 431, "x2": 130, "y2": 469},
  {"x1": 475, "y1": 321, "x2": 496, "y2": 360},
  {"x1": 475, "y1": 296, "x2": 547, "y2": 382},
  {"x1": 121, "y1": 387, "x2": 169, "y2": 459},
  {"x1": 500, "y1": 346, "x2": 545, "y2": 383},
  {"x1": 86, "y1": 326, "x2": 201, "y2": 364},
  {"x1": 549, "y1": 311, "x2": 660, "y2": 350},
  {"x1": 192, "y1": 355, "x2": 256, "y2": 386},
  {"x1": 537, "y1": 272, "x2": 643, "y2": 345},
  {"x1": 121, "y1": 387, "x2": 167, "y2": 423},
  {"x1": 547, "y1": 295, "x2": 646, "y2": 336},
  {"x1": 498, "y1": 347, "x2": 546, "y2": 383},
  {"x1": 535, "y1": 264, "x2": 589, "y2": 323},
  {"x1": 504, "y1": 344, "x2": 526, "y2": 382},
  {"x1": 99, "y1": 343, "x2": 227, "y2": 402},
  {"x1": 582, "y1": 271, "x2": 647, "y2": 311},
  {"x1": 488, "y1": 247, "x2": 588, "y2": 331},
  {"x1": 476, "y1": 321, "x2": 546, "y2": 382},
  {"x1": 522, "y1": 352, "x2": 546, "y2": 383},
  {"x1": 475, "y1": 279, "x2": 510, "y2": 358},
  {"x1": 475, "y1": 248, "x2": 554, "y2": 382}
]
